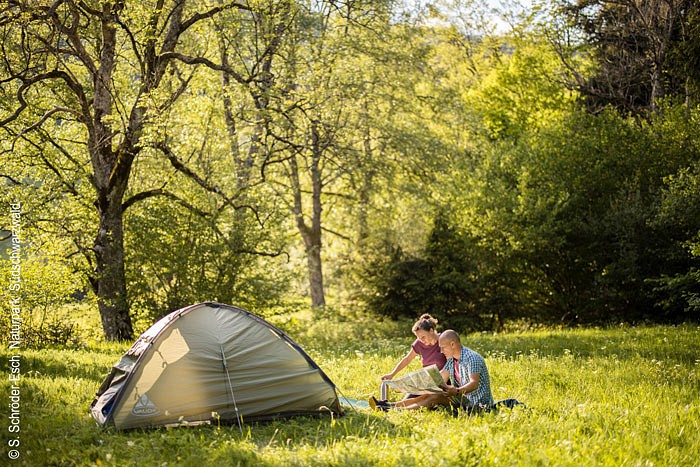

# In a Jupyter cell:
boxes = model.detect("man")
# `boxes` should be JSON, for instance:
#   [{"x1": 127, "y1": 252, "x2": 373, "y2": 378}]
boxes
[
  {"x1": 370, "y1": 329, "x2": 494, "y2": 412},
  {"x1": 438, "y1": 329, "x2": 494, "y2": 412}
]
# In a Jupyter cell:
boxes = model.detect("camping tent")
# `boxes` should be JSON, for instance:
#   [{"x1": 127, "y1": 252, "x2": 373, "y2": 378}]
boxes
[{"x1": 90, "y1": 302, "x2": 341, "y2": 430}]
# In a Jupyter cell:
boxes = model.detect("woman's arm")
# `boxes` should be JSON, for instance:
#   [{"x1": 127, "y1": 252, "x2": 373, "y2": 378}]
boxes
[{"x1": 380, "y1": 349, "x2": 418, "y2": 380}]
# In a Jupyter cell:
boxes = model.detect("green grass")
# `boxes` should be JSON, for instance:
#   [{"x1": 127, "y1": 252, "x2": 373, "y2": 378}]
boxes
[{"x1": 1, "y1": 324, "x2": 699, "y2": 466}]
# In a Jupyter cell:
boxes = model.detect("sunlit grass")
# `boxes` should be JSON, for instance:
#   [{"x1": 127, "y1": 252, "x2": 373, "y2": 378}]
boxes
[{"x1": 0, "y1": 324, "x2": 698, "y2": 465}]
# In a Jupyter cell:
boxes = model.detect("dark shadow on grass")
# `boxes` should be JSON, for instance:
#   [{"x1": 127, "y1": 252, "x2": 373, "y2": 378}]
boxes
[
  {"x1": 95, "y1": 411, "x2": 400, "y2": 464},
  {"x1": 15, "y1": 350, "x2": 122, "y2": 383},
  {"x1": 90, "y1": 424, "x2": 275, "y2": 466}
]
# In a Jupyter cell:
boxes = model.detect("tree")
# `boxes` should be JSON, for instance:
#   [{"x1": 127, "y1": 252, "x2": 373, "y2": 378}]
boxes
[
  {"x1": 245, "y1": 0, "x2": 399, "y2": 309},
  {"x1": 550, "y1": 0, "x2": 699, "y2": 113},
  {"x1": 364, "y1": 214, "x2": 486, "y2": 329},
  {"x1": 425, "y1": 20, "x2": 700, "y2": 324},
  {"x1": 0, "y1": 0, "x2": 283, "y2": 340}
]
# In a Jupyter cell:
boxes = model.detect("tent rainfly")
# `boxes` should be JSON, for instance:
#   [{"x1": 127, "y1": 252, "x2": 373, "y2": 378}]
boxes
[{"x1": 90, "y1": 302, "x2": 341, "y2": 430}]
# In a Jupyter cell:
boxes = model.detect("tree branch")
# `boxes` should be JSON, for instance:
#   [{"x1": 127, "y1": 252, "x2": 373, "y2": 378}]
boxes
[
  {"x1": 122, "y1": 187, "x2": 285, "y2": 258},
  {"x1": 114, "y1": 15, "x2": 145, "y2": 78},
  {"x1": 156, "y1": 142, "x2": 265, "y2": 225},
  {"x1": 180, "y1": 2, "x2": 253, "y2": 33},
  {"x1": 157, "y1": 141, "x2": 228, "y2": 197},
  {"x1": 0, "y1": 174, "x2": 22, "y2": 186},
  {"x1": 321, "y1": 226, "x2": 352, "y2": 241},
  {"x1": 122, "y1": 187, "x2": 168, "y2": 211},
  {"x1": 0, "y1": 70, "x2": 90, "y2": 128},
  {"x1": 159, "y1": 51, "x2": 251, "y2": 84},
  {"x1": 122, "y1": 187, "x2": 205, "y2": 216},
  {"x1": 12, "y1": 107, "x2": 80, "y2": 146}
]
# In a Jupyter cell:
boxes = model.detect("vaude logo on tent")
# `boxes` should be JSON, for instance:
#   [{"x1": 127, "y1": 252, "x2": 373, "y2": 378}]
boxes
[{"x1": 132, "y1": 394, "x2": 159, "y2": 416}]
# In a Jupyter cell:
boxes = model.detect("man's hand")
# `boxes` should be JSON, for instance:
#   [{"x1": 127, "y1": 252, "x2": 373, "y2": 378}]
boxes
[{"x1": 439, "y1": 384, "x2": 459, "y2": 397}]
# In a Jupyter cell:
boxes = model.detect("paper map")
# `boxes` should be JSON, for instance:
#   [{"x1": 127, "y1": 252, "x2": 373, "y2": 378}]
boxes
[{"x1": 385, "y1": 364, "x2": 445, "y2": 394}]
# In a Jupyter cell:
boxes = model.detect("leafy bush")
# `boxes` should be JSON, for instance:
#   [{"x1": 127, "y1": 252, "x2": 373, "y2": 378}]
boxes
[
  {"x1": 124, "y1": 198, "x2": 291, "y2": 329},
  {"x1": 447, "y1": 103, "x2": 700, "y2": 326},
  {"x1": 0, "y1": 256, "x2": 91, "y2": 347},
  {"x1": 363, "y1": 214, "x2": 494, "y2": 331},
  {"x1": 649, "y1": 160, "x2": 700, "y2": 321}
]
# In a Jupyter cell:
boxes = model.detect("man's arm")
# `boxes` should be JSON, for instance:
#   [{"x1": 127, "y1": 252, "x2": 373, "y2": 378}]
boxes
[
  {"x1": 444, "y1": 373, "x2": 480, "y2": 397},
  {"x1": 440, "y1": 369, "x2": 450, "y2": 383}
]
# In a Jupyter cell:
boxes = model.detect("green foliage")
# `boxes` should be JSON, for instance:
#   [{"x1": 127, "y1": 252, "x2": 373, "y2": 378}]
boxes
[
  {"x1": 2, "y1": 0, "x2": 700, "y2": 341},
  {"x1": 363, "y1": 214, "x2": 495, "y2": 331},
  {"x1": 650, "y1": 268, "x2": 700, "y2": 318},
  {"x1": 449, "y1": 86, "x2": 700, "y2": 325},
  {"x1": 463, "y1": 35, "x2": 578, "y2": 140},
  {"x1": 650, "y1": 156, "x2": 700, "y2": 318},
  {"x1": 2, "y1": 324, "x2": 698, "y2": 466},
  {"x1": 0, "y1": 256, "x2": 94, "y2": 347},
  {"x1": 124, "y1": 197, "x2": 290, "y2": 328},
  {"x1": 363, "y1": 247, "x2": 433, "y2": 318}
]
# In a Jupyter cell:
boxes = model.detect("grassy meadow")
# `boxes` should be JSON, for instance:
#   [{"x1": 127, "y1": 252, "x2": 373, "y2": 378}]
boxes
[{"x1": 1, "y1": 321, "x2": 699, "y2": 466}]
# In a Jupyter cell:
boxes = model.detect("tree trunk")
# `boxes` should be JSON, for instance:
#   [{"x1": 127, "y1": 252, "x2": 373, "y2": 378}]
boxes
[
  {"x1": 305, "y1": 234, "x2": 325, "y2": 309},
  {"x1": 307, "y1": 122, "x2": 325, "y2": 308},
  {"x1": 291, "y1": 177, "x2": 326, "y2": 308},
  {"x1": 289, "y1": 167, "x2": 326, "y2": 308},
  {"x1": 93, "y1": 195, "x2": 133, "y2": 341},
  {"x1": 289, "y1": 121, "x2": 326, "y2": 308},
  {"x1": 357, "y1": 106, "x2": 375, "y2": 244},
  {"x1": 88, "y1": 3, "x2": 135, "y2": 341}
]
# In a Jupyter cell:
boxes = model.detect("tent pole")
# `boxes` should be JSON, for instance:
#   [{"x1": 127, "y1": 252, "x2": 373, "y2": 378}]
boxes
[{"x1": 220, "y1": 345, "x2": 243, "y2": 434}]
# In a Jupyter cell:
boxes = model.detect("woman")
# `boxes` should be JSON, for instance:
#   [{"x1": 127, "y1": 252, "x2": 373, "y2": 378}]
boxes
[{"x1": 371, "y1": 314, "x2": 446, "y2": 409}]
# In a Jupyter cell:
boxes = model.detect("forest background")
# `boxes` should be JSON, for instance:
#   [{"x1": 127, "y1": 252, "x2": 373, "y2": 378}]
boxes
[{"x1": 1, "y1": 0, "x2": 700, "y2": 343}]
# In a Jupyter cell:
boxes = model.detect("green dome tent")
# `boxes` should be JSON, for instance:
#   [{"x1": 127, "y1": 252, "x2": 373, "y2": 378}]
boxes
[{"x1": 90, "y1": 302, "x2": 341, "y2": 430}]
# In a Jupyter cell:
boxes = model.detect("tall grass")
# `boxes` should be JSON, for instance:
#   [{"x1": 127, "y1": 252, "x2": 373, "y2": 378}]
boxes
[{"x1": 1, "y1": 324, "x2": 698, "y2": 466}]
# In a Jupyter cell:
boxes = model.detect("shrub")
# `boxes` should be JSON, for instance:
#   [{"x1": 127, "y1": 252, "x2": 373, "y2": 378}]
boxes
[
  {"x1": 362, "y1": 214, "x2": 492, "y2": 332},
  {"x1": 0, "y1": 255, "x2": 90, "y2": 347}
]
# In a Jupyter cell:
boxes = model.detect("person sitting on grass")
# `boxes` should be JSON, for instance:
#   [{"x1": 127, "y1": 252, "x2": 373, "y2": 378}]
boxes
[
  {"x1": 380, "y1": 314, "x2": 446, "y2": 381},
  {"x1": 378, "y1": 313, "x2": 447, "y2": 400},
  {"x1": 370, "y1": 329, "x2": 494, "y2": 412},
  {"x1": 437, "y1": 329, "x2": 495, "y2": 412}
]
